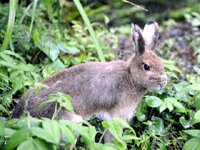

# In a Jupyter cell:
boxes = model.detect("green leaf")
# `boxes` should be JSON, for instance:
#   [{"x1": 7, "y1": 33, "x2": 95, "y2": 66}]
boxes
[
  {"x1": 4, "y1": 128, "x2": 16, "y2": 137},
  {"x1": 38, "y1": 96, "x2": 57, "y2": 111},
  {"x1": 183, "y1": 138, "x2": 200, "y2": 150},
  {"x1": 173, "y1": 101, "x2": 186, "y2": 113},
  {"x1": 42, "y1": 119, "x2": 60, "y2": 144},
  {"x1": 179, "y1": 116, "x2": 191, "y2": 129},
  {"x1": 29, "y1": 127, "x2": 56, "y2": 144},
  {"x1": 194, "y1": 110, "x2": 200, "y2": 124},
  {"x1": 0, "y1": 0, "x2": 18, "y2": 52},
  {"x1": 0, "y1": 117, "x2": 5, "y2": 136},
  {"x1": 113, "y1": 117, "x2": 136, "y2": 136},
  {"x1": 185, "y1": 83, "x2": 200, "y2": 91},
  {"x1": 149, "y1": 117, "x2": 164, "y2": 135},
  {"x1": 6, "y1": 128, "x2": 30, "y2": 150},
  {"x1": 33, "y1": 30, "x2": 41, "y2": 45},
  {"x1": 183, "y1": 130, "x2": 200, "y2": 138},
  {"x1": 0, "y1": 105, "x2": 9, "y2": 115},
  {"x1": 0, "y1": 61, "x2": 18, "y2": 69},
  {"x1": 29, "y1": 0, "x2": 38, "y2": 36},
  {"x1": 59, "y1": 123, "x2": 75, "y2": 147},
  {"x1": 36, "y1": 36, "x2": 59, "y2": 61},
  {"x1": 4, "y1": 50, "x2": 26, "y2": 63},
  {"x1": 106, "y1": 121, "x2": 122, "y2": 142},
  {"x1": 145, "y1": 96, "x2": 163, "y2": 107},
  {"x1": 57, "y1": 40, "x2": 80, "y2": 54},
  {"x1": 121, "y1": 135, "x2": 141, "y2": 140},
  {"x1": 60, "y1": 120, "x2": 96, "y2": 149},
  {"x1": 17, "y1": 139, "x2": 34, "y2": 150},
  {"x1": 32, "y1": 138, "x2": 48, "y2": 150},
  {"x1": 195, "y1": 95, "x2": 200, "y2": 111}
]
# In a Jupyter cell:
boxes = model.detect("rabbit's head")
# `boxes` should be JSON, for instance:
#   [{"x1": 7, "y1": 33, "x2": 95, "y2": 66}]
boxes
[{"x1": 126, "y1": 20, "x2": 167, "y2": 90}]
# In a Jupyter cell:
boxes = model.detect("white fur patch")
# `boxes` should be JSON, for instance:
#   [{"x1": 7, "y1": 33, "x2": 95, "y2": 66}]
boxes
[{"x1": 143, "y1": 23, "x2": 155, "y2": 46}]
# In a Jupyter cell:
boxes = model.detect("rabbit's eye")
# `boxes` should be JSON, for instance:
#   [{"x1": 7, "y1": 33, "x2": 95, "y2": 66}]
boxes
[{"x1": 143, "y1": 63, "x2": 150, "y2": 71}]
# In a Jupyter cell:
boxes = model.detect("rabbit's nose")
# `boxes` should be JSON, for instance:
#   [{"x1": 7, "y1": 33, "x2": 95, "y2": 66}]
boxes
[{"x1": 160, "y1": 74, "x2": 168, "y2": 88}]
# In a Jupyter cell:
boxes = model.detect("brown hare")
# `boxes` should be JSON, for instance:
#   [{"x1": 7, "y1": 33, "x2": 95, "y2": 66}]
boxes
[{"x1": 12, "y1": 20, "x2": 167, "y2": 143}]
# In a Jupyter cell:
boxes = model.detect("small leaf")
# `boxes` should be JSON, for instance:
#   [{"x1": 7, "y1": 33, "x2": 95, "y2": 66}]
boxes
[
  {"x1": 6, "y1": 128, "x2": 30, "y2": 150},
  {"x1": 33, "y1": 30, "x2": 41, "y2": 45},
  {"x1": 183, "y1": 138, "x2": 200, "y2": 150},
  {"x1": 32, "y1": 138, "x2": 48, "y2": 150},
  {"x1": 179, "y1": 116, "x2": 191, "y2": 129},
  {"x1": 145, "y1": 96, "x2": 163, "y2": 107},
  {"x1": 106, "y1": 121, "x2": 122, "y2": 142}
]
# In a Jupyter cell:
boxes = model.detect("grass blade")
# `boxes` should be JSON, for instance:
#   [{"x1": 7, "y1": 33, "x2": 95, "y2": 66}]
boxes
[
  {"x1": 73, "y1": 0, "x2": 105, "y2": 62},
  {"x1": 29, "y1": 0, "x2": 38, "y2": 36},
  {"x1": 0, "y1": 0, "x2": 18, "y2": 53}
]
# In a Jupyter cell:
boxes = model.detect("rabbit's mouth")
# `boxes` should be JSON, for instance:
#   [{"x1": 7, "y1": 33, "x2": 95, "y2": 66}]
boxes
[{"x1": 147, "y1": 74, "x2": 167, "y2": 90}]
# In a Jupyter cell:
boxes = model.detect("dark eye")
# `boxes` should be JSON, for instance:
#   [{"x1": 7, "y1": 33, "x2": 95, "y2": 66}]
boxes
[{"x1": 143, "y1": 63, "x2": 150, "y2": 71}]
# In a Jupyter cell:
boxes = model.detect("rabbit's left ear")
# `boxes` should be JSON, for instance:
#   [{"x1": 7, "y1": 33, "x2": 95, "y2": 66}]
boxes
[{"x1": 143, "y1": 20, "x2": 159, "y2": 50}]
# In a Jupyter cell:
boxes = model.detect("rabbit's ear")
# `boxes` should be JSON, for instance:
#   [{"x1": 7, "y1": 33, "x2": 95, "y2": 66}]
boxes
[
  {"x1": 143, "y1": 20, "x2": 159, "y2": 50},
  {"x1": 131, "y1": 23, "x2": 145, "y2": 56}
]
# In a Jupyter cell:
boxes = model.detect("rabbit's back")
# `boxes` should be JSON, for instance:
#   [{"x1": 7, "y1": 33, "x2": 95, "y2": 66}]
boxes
[{"x1": 13, "y1": 60, "x2": 145, "y2": 120}]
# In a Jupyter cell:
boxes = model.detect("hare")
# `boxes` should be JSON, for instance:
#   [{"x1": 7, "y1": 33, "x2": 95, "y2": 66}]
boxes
[{"x1": 12, "y1": 20, "x2": 167, "y2": 143}]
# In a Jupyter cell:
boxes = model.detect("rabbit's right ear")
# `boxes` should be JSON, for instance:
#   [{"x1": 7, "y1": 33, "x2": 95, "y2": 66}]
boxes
[
  {"x1": 131, "y1": 23, "x2": 145, "y2": 56},
  {"x1": 142, "y1": 20, "x2": 159, "y2": 50}
]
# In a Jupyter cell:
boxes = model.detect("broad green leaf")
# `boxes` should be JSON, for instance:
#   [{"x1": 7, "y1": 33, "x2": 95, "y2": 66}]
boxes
[
  {"x1": 6, "y1": 128, "x2": 30, "y2": 150},
  {"x1": 183, "y1": 138, "x2": 200, "y2": 150},
  {"x1": 17, "y1": 139, "x2": 34, "y2": 150},
  {"x1": 42, "y1": 119, "x2": 60, "y2": 144},
  {"x1": 183, "y1": 130, "x2": 200, "y2": 138},
  {"x1": 179, "y1": 116, "x2": 191, "y2": 129},
  {"x1": 36, "y1": 36, "x2": 59, "y2": 61},
  {"x1": 57, "y1": 40, "x2": 80, "y2": 54},
  {"x1": 195, "y1": 95, "x2": 200, "y2": 111},
  {"x1": 30, "y1": 127, "x2": 56, "y2": 144},
  {"x1": 149, "y1": 117, "x2": 164, "y2": 135},
  {"x1": 59, "y1": 123, "x2": 75, "y2": 147},
  {"x1": 32, "y1": 138, "x2": 48, "y2": 150},
  {"x1": 4, "y1": 128, "x2": 16, "y2": 137},
  {"x1": 0, "y1": 117, "x2": 4, "y2": 136},
  {"x1": 145, "y1": 96, "x2": 163, "y2": 107}
]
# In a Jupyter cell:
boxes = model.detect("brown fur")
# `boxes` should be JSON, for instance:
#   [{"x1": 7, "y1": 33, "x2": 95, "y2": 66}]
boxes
[{"x1": 12, "y1": 20, "x2": 167, "y2": 143}]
